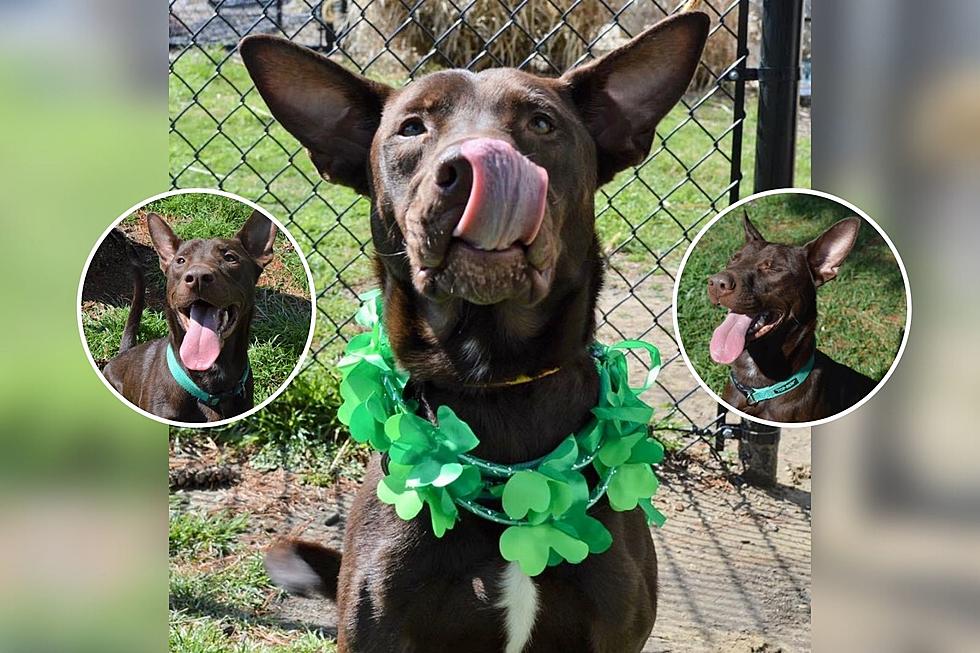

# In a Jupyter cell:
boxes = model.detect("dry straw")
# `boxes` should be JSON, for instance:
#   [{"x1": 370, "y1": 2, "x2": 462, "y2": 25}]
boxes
[{"x1": 331, "y1": 0, "x2": 734, "y2": 87}]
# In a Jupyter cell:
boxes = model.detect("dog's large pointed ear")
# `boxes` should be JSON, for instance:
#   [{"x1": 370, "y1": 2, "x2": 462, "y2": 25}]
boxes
[
  {"x1": 146, "y1": 213, "x2": 181, "y2": 269},
  {"x1": 805, "y1": 217, "x2": 861, "y2": 286},
  {"x1": 239, "y1": 35, "x2": 393, "y2": 195},
  {"x1": 743, "y1": 210, "x2": 765, "y2": 243},
  {"x1": 236, "y1": 209, "x2": 278, "y2": 270},
  {"x1": 561, "y1": 12, "x2": 709, "y2": 185}
]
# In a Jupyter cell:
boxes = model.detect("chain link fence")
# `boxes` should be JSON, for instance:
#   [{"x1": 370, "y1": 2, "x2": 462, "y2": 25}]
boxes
[{"x1": 169, "y1": 0, "x2": 752, "y2": 450}]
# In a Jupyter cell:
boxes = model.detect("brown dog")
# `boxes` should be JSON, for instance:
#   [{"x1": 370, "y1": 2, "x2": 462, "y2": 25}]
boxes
[
  {"x1": 102, "y1": 211, "x2": 276, "y2": 422},
  {"x1": 707, "y1": 212, "x2": 877, "y2": 422},
  {"x1": 242, "y1": 11, "x2": 708, "y2": 652}
]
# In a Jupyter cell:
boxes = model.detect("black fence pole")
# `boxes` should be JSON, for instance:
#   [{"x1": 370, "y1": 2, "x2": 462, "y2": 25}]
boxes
[
  {"x1": 754, "y1": 0, "x2": 804, "y2": 192},
  {"x1": 738, "y1": 0, "x2": 804, "y2": 487}
]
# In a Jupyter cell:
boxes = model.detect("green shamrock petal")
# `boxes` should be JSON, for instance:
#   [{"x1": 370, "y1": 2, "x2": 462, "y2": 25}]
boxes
[
  {"x1": 340, "y1": 362, "x2": 379, "y2": 401},
  {"x1": 546, "y1": 527, "x2": 590, "y2": 564},
  {"x1": 502, "y1": 471, "x2": 552, "y2": 519},
  {"x1": 405, "y1": 460, "x2": 441, "y2": 488},
  {"x1": 541, "y1": 478, "x2": 573, "y2": 517},
  {"x1": 557, "y1": 509, "x2": 613, "y2": 554},
  {"x1": 499, "y1": 525, "x2": 551, "y2": 576},
  {"x1": 436, "y1": 406, "x2": 480, "y2": 452},
  {"x1": 597, "y1": 432, "x2": 645, "y2": 467},
  {"x1": 425, "y1": 487, "x2": 458, "y2": 537},
  {"x1": 639, "y1": 498, "x2": 667, "y2": 527},
  {"x1": 607, "y1": 463, "x2": 659, "y2": 512},
  {"x1": 627, "y1": 437, "x2": 665, "y2": 465},
  {"x1": 446, "y1": 465, "x2": 482, "y2": 499},
  {"x1": 348, "y1": 402, "x2": 386, "y2": 448},
  {"x1": 377, "y1": 478, "x2": 424, "y2": 520},
  {"x1": 540, "y1": 436, "x2": 578, "y2": 473}
]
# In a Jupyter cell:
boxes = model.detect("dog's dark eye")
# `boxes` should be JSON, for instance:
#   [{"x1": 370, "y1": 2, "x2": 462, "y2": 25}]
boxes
[
  {"x1": 223, "y1": 252, "x2": 238, "y2": 263},
  {"x1": 398, "y1": 118, "x2": 426, "y2": 137},
  {"x1": 529, "y1": 114, "x2": 555, "y2": 135},
  {"x1": 175, "y1": 256, "x2": 186, "y2": 265}
]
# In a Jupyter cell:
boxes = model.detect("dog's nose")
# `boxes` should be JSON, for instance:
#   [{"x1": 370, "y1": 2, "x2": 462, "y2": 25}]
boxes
[
  {"x1": 433, "y1": 152, "x2": 473, "y2": 204},
  {"x1": 184, "y1": 267, "x2": 214, "y2": 289},
  {"x1": 707, "y1": 271, "x2": 736, "y2": 302}
]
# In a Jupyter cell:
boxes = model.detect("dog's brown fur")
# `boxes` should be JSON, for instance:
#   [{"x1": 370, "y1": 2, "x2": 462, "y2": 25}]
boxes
[
  {"x1": 708, "y1": 213, "x2": 878, "y2": 422},
  {"x1": 241, "y1": 12, "x2": 708, "y2": 651},
  {"x1": 102, "y1": 211, "x2": 276, "y2": 422}
]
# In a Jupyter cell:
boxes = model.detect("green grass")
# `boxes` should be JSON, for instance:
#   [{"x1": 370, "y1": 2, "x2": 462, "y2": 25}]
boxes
[
  {"x1": 170, "y1": 505, "x2": 250, "y2": 559},
  {"x1": 170, "y1": 614, "x2": 337, "y2": 653},
  {"x1": 82, "y1": 192, "x2": 312, "y2": 402},
  {"x1": 169, "y1": 502, "x2": 337, "y2": 652},
  {"x1": 676, "y1": 193, "x2": 908, "y2": 393}
]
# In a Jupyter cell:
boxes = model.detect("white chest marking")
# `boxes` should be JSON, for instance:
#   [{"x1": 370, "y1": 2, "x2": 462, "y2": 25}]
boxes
[{"x1": 495, "y1": 562, "x2": 540, "y2": 653}]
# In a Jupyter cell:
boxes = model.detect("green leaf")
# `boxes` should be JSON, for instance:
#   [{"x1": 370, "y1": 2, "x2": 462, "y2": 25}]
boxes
[
  {"x1": 348, "y1": 402, "x2": 386, "y2": 448},
  {"x1": 593, "y1": 405, "x2": 654, "y2": 425},
  {"x1": 540, "y1": 436, "x2": 578, "y2": 473},
  {"x1": 377, "y1": 478, "x2": 424, "y2": 520},
  {"x1": 409, "y1": 462, "x2": 465, "y2": 488},
  {"x1": 405, "y1": 460, "x2": 441, "y2": 488},
  {"x1": 436, "y1": 406, "x2": 479, "y2": 452},
  {"x1": 385, "y1": 414, "x2": 432, "y2": 465},
  {"x1": 337, "y1": 397, "x2": 356, "y2": 425},
  {"x1": 499, "y1": 525, "x2": 551, "y2": 576},
  {"x1": 577, "y1": 418, "x2": 604, "y2": 453},
  {"x1": 607, "y1": 463, "x2": 659, "y2": 511},
  {"x1": 639, "y1": 498, "x2": 667, "y2": 527},
  {"x1": 628, "y1": 438, "x2": 665, "y2": 465},
  {"x1": 446, "y1": 465, "x2": 482, "y2": 499},
  {"x1": 544, "y1": 478, "x2": 574, "y2": 517},
  {"x1": 340, "y1": 362, "x2": 379, "y2": 401},
  {"x1": 425, "y1": 487, "x2": 458, "y2": 537},
  {"x1": 502, "y1": 471, "x2": 552, "y2": 519},
  {"x1": 546, "y1": 527, "x2": 589, "y2": 565},
  {"x1": 597, "y1": 433, "x2": 644, "y2": 467},
  {"x1": 364, "y1": 393, "x2": 388, "y2": 423},
  {"x1": 558, "y1": 509, "x2": 613, "y2": 554}
]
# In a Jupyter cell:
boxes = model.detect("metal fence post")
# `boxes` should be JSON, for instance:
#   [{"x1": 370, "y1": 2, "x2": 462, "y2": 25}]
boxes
[
  {"x1": 753, "y1": 0, "x2": 804, "y2": 191},
  {"x1": 738, "y1": 0, "x2": 804, "y2": 487}
]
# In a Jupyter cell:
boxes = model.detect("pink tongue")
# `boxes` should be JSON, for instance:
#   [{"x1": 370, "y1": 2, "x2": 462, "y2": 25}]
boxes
[
  {"x1": 452, "y1": 138, "x2": 549, "y2": 251},
  {"x1": 180, "y1": 303, "x2": 221, "y2": 371},
  {"x1": 709, "y1": 313, "x2": 754, "y2": 365}
]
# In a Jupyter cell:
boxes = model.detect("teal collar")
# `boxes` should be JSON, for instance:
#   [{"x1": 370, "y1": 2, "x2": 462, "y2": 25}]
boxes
[
  {"x1": 730, "y1": 352, "x2": 815, "y2": 405},
  {"x1": 166, "y1": 344, "x2": 250, "y2": 407}
]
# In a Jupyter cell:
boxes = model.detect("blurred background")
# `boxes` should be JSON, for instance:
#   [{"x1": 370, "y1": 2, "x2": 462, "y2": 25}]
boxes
[
  {"x1": 0, "y1": 1, "x2": 167, "y2": 652},
  {"x1": 814, "y1": 1, "x2": 980, "y2": 651},
  {"x1": 1, "y1": 0, "x2": 978, "y2": 651}
]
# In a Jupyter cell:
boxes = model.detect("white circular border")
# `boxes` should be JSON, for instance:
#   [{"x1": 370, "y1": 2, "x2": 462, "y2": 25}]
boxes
[
  {"x1": 672, "y1": 187, "x2": 913, "y2": 429},
  {"x1": 76, "y1": 188, "x2": 318, "y2": 429}
]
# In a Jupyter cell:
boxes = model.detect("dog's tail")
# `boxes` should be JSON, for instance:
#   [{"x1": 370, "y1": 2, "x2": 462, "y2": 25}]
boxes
[
  {"x1": 264, "y1": 539, "x2": 342, "y2": 601},
  {"x1": 117, "y1": 230, "x2": 145, "y2": 354}
]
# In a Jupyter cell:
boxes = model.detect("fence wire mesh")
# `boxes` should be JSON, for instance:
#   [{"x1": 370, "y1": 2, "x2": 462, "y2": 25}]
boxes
[{"x1": 169, "y1": 0, "x2": 750, "y2": 450}]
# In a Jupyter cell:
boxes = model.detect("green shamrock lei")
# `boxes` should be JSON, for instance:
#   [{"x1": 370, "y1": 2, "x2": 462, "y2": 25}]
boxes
[{"x1": 338, "y1": 289, "x2": 667, "y2": 576}]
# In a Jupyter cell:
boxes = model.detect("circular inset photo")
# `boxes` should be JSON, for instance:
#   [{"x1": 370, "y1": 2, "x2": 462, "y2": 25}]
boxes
[
  {"x1": 78, "y1": 189, "x2": 316, "y2": 427},
  {"x1": 674, "y1": 189, "x2": 910, "y2": 427}
]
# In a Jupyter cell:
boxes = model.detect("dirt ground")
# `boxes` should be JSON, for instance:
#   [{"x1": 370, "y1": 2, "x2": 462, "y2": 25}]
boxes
[{"x1": 173, "y1": 431, "x2": 810, "y2": 652}]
